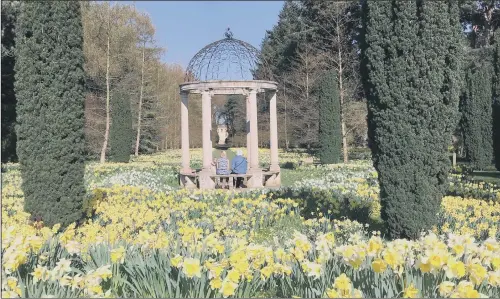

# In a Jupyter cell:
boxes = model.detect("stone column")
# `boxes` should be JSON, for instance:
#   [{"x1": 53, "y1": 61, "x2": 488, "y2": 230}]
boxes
[
  {"x1": 199, "y1": 90, "x2": 215, "y2": 189},
  {"x1": 247, "y1": 89, "x2": 262, "y2": 187},
  {"x1": 249, "y1": 89, "x2": 259, "y2": 170},
  {"x1": 246, "y1": 92, "x2": 252, "y2": 168},
  {"x1": 180, "y1": 92, "x2": 191, "y2": 173},
  {"x1": 269, "y1": 91, "x2": 280, "y2": 172},
  {"x1": 201, "y1": 90, "x2": 212, "y2": 170}
]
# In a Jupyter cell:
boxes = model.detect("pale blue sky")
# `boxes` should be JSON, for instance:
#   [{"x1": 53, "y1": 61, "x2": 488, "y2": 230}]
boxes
[{"x1": 133, "y1": 1, "x2": 284, "y2": 68}]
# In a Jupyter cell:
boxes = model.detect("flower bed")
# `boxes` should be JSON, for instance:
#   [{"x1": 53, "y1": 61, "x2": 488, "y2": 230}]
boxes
[{"x1": 2, "y1": 153, "x2": 500, "y2": 298}]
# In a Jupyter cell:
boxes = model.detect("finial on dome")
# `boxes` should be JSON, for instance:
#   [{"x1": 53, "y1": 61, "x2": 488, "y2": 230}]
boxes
[{"x1": 224, "y1": 27, "x2": 233, "y2": 39}]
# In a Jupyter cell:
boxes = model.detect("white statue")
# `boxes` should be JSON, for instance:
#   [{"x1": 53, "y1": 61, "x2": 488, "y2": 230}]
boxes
[{"x1": 217, "y1": 125, "x2": 229, "y2": 145}]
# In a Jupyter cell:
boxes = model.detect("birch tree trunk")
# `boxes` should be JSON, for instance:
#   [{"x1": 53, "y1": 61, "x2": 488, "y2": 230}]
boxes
[
  {"x1": 134, "y1": 42, "x2": 146, "y2": 156},
  {"x1": 100, "y1": 8, "x2": 111, "y2": 164},
  {"x1": 337, "y1": 20, "x2": 348, "y2": 163}
]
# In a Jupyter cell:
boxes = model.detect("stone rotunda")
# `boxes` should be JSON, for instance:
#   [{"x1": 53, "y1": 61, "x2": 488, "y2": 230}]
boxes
[{"x1": 179, "y1": 29, "x2": 280, "y2": 189}]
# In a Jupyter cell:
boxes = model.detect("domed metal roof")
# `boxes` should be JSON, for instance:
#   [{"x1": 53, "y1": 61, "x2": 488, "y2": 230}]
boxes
[{"x1": 185, "y1": 28, "x2": 266, "y2": 82}]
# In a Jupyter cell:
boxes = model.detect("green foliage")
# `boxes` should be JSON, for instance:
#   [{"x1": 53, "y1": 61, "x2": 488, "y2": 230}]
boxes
[
  {"x1": 1, "y1": 2, "x2": 19, "y2": 163},
  {"x1": 494, "y1": 102, "x2": 500, "y2": 171},
  {"x1": 109, "y1": 90, "x2": 133, "y2": 163},
  {"x1": 274, "y1": 187, "x2": 379, "y2": 228},
  {"x1": 461, "y1": 58, "x2": 494, "y2": 170},
  {"x1": 448, "y1": 173, "x2": 500, "y2": 202},
  {"x1": 14, "y1": 1, "x2": 86, "y2": 227},
  {"x1": 360, "y1": 1, "x2": 463, "y2": 239},
  {"x1": 224, "y1": 94, "x2": 246, "y2": 144},
  {"x1": 493, "y1": 31, "x2": 500, "y2": 171},
  {"x1": 255, "y1": 2, "x2": 304, "y2": 81},
  {"x1": 317, "y1": 70, "x2": 342, "y2": 164},
  {"x1": 138, "y1": 102, "x2": 159, "y2": 155}
]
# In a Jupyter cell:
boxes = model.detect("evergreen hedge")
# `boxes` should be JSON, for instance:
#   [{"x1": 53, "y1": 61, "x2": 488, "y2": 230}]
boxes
[
  {"x1": 494, "y1": 101, "x2": 500, "y2": 171},
  {"x1": 1, "y1": 2, "x2": 19, "y2": 163},
  {"x1": 15, "y1": 2, "x2": 86, "y2": 227},
  {"x1": 493, "y1": 32, "x2": 500, "y2": 171},
  {"x1": 110, "y1": 90, "x2": 133, "y2": 163},
  {"x1": 461, "y1": 60, "x2": 493, "y2": 170},
  {"x1": 317, "y1": 70, "x2": 342, "y2": 164},
  {"x1": 361, "y1": 0, "x2": 463, "y2": 239}
]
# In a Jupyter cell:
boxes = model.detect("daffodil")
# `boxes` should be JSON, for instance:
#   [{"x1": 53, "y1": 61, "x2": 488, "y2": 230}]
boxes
[
  {"x1": 220, "y1": 279, "x2": 238, "y2": 298},
  {"x1": 372, "y1": 258, "x2": 387, "y2": 273},
  {"x1": 110, "y1": 246, "x2": 126, "y2": 264},
  {"x1": 170, "y1": 254, "x2": 183, "y2": 268},
  {"x1": 403, "y1": 283, "x2": 419, "y2": 298},
  {"x1": 438, "y1": 281, "x2": 455, "y2": 297},
  {"x1": 469, "y1": 263, "x2": 487, "y2": 285},
  {"x1": 182, "y1": 257, "x2": 202, "y2": 278},
  {"x1": 334, "y1": 273, "x2": 351, "y2": 291},
  {"x1": 325, "y1": 288, "x2": 339, "y2": 298},
  {"x1": 210, "y1": 277, "x2": 222, "y2": 289}
]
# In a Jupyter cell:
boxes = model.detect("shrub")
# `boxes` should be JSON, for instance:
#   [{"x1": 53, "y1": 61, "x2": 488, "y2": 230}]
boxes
[
  {"x1": 317, "y1": 70, "x2": 342, "y2": 164},
  {"x1": 14, "y1": 2, "x2": 86, "y2": 227},
  {"x1": 461, "y1": 57, "x2": 493, "y2": 170},
  {"x1": 360, "y1": 1, "x2": 463, "y2": 239},
  {"x1": 109, "y1": 89, "x2": 133, "y2": 163}
]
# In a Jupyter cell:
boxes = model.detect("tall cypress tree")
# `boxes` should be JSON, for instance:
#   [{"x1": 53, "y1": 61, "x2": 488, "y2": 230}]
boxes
[
  {"x1": 493, "y1": 31, "x2": 500, "y2": 171},
  {"x1": 361, "y1": 0, "x2": 462, "y2": 239},
  {"x1": 461, "y1": 59, "x2": 494, "y2": 170},
  {"x1": 1, "y1": 2, "x2": 20, "y2": 163},
  {"x1": 317, "y1": 70, "x2": 342, "y2": 164},
  {"x1": 109, "y1": 90, "x2": 133, "y2": 163},
  {"x1": 15, "y1": 2, "x2": 86, "y2": 227},
  {"x1": 494, "y1": 100, "x2": 500, "y2": 171}
]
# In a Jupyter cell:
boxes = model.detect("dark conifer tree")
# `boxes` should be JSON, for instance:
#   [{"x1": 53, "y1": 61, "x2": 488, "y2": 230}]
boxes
[
  {"x1": 493, "y1": 31, "x2": 500, "y2": 171},
  {"x1": 461, "y1": 59, "x2": 493, "y2": 170},
  {"x1": 109, "y1": 90, "x2": 133, "y2": 162},
  {"x1": 1, "y1": 2, "x2": 20, "y2": 163},
  {"x1": 494, "y1": 100, "x2": 500, "y2": 171},
  {"x1": 361, "y1": 0, "x2": 463, "y2": 239},
  {"x1": 317, "y1": 70, "x2": 342, "y2": 164},
  {"x1": 15, "y1": 1, "x2": 86, "y2": 227}
]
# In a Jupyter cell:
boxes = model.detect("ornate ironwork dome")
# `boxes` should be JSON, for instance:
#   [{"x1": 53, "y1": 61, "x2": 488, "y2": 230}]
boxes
[{"x1": 185, "y1": 28, "x2": 266, "y2": 82}]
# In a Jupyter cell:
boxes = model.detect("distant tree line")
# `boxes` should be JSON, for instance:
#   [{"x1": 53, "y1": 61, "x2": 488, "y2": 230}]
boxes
[
  {"x1": 256, "y1": 0, "x2": 500, "y2": 239},
  {"x1": 256, "y1": 0, "x2": 500, "y2": 168},
  {"x1": 1, "y1": 1, "x2": 187, "y2": 165}
]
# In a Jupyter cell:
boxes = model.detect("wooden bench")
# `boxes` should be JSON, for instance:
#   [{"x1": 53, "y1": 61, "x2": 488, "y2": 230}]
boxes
[{"x1": 210, "y1": 174, "x2": 252, "y2": 189}]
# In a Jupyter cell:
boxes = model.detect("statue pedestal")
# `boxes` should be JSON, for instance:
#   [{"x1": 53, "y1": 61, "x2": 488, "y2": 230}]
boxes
[
  {"x1": 214, "y1": 145, "x2": 230, "y2": 150},
  {"x1": 217, "y1": 124, "x2": 229, "y2": 146}
]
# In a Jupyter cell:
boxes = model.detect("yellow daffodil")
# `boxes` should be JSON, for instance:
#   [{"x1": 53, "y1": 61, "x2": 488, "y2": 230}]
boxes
[
  {"x1": 325, "y1": 288, "x2": 339, "y2": 298},
  {"x1": 182, "y1": 257, "x2": 202, "y2": 278},
  {"x1": 403, "y1": 283, "x2": 419, "y2": 298},
  {"x1": 220, "y1": 279, "x2": 238, "y2": 298},
  {"x1": 372, "y1": 258, "x2": 387, "y2": 273},
  {"x1": 210, "y1": 277, "x2": 223, "y2": 290},
  {"x1": 438, "y1": 281, "x2": 455, "y2": 297},
  {"x1": 469, "y1": 264, "x2": 487, "y2": 285},
  {"x1": 334, "y1": 273, "x2": 351, "y2": 291},
  {"x1": 110, "y1": 246, "x2": 126, "y2": 264},
  {"x1": 170, "y1": 254, "x2": 183, "y2": 268}
]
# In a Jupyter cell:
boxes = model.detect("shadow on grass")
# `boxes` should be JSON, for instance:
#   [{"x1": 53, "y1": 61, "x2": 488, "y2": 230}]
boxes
[
  {"x1": 472, "y1": 171, "x2": 500, "y2": 178},
  {"x1": 270, "y1": 188, "x2": 384, "y2": 234}
]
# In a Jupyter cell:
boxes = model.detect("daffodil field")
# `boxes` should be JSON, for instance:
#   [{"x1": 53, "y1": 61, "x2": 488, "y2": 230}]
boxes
[{"x1": 2, "y1": 149, "x2": 500, "y2": 298}]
